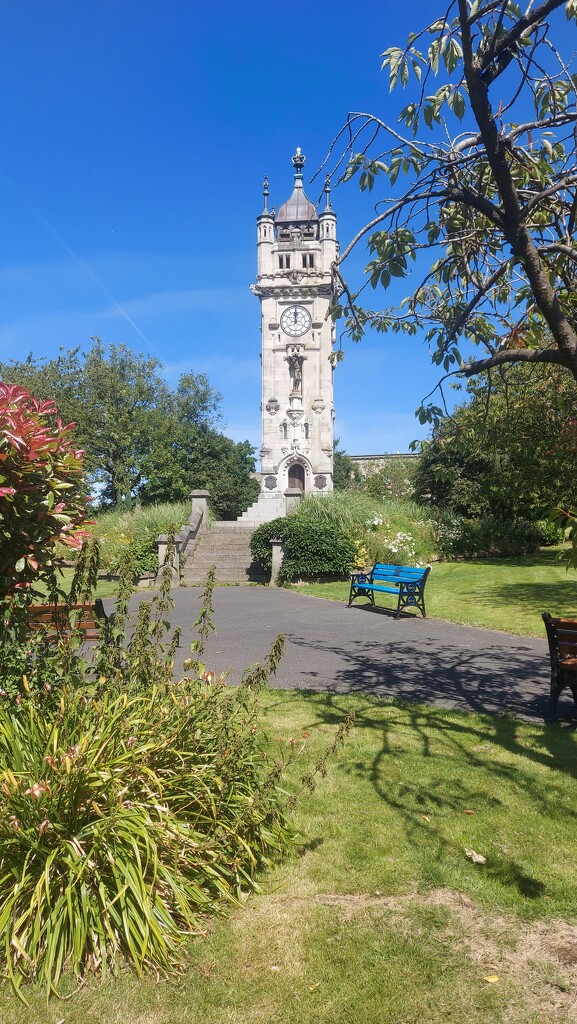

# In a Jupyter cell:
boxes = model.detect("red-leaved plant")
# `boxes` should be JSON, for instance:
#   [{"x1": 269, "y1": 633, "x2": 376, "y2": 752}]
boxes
[{"x1": 0, "y1": 382, "x2": 89, "y2": 599}]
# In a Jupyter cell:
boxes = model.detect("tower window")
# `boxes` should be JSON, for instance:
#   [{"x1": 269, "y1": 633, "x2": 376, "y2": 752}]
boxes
[
  {"x1": 302, "y1": 254, "x2": 315, "y2": 269},
  {"x1": 278, "y1": 255, "x2": 291, "y2": 270}
]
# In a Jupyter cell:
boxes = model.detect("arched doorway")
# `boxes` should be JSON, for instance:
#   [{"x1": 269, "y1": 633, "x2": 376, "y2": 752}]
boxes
[{"x1": 288, "y1": 463, "x2": 305, "y2": 491}]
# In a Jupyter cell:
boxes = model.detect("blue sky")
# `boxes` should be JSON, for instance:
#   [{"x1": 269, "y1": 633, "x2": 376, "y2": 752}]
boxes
[{"x1": 0, "y1": 0, "x2": 451, "y2": 455}]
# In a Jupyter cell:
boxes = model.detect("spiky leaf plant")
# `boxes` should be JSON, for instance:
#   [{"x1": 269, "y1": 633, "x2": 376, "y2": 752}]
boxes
[{"x1": 0, "y1": 567, "x2": 298, "y2": 1000}]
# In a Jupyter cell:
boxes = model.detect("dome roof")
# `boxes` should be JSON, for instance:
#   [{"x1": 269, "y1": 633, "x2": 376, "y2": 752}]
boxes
[{"x1": 276, "y1": 148, "x2": 318, "y2": 225}]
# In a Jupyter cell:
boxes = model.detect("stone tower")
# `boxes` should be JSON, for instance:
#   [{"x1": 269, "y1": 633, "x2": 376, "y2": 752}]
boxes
[{"x1": 241, "y1": 148, "x2": 337, "y2": 524}]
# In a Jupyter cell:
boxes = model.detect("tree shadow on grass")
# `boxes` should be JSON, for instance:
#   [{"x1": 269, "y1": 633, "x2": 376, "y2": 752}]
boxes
[
  {"x1": 490, "y1": 581, "x2": 577, "y2": 616},
  {"x1": 286, "y1": 674, "x2": 577, "y2": 908}
]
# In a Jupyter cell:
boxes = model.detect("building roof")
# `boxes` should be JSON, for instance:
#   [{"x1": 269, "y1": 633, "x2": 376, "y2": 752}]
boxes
[{"x1": 276, "y1": 148, "x2": 318, "y2": 226}]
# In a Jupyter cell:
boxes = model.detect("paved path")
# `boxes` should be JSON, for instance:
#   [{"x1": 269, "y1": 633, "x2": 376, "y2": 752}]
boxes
[{"x1": 123, "y1": 586, "x2": 565, "y2": 722}]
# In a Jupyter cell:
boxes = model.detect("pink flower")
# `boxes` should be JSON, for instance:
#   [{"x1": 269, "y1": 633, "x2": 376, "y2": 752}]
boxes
[
  {"x1": 25, "y1": 781, "x2": 51, "y2": 799},
  {"x1": 37, "y1": 818, "x2": 50, "y2": 836},
  {"x1": 8, "y1": 816, "x2": 20, "y2": 830}
]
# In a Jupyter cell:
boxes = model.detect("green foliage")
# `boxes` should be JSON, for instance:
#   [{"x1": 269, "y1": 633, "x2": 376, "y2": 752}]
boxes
[
  {"x1": 534, "y1": 519, "x2": 565, "y2": 547},
  {"x1": 414, "y1": 365, "x2": 577, "y2": 521},
  {"x1": 0, "y1": 564, "x2": 353, "y2": 1000},
  {"x1": 0, "y1": 383, "x2": 88, "y2": 600},
  {"x1": 251, "y1": 516, "x2": 357, "y2": 584},
  {"x1": 92, "y1": 502, "x2": 190, "y2": 576},
  {"x1": 251, "y1": 493, "x2": 436, "y2": 581},
  {"x1": 330, "y1": 2, "x2": 577, "y2": 416},
  {"x1": 363, "y1": 456, "x2": 418, "y2": 502},
  {"x1": 434, "y1": 511, "x2": 541, "y2": 559},
  {"x1": 0, "y1": 341, "x2": 259, "y2": 518},
  {"x1": 333, "y1": 438, "x2": 361, "y2": 491}
]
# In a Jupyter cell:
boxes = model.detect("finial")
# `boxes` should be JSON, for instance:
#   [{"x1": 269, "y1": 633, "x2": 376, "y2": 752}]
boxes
[
  {"x1": 323, "y1": 173, "x2": 332, "y2": 210},
  {"x1": 262, "y1": 175, "x2": 269, "y2": 213},
  {"x1": 291, "y1": 147, "x2": 306, "y2": 173}
]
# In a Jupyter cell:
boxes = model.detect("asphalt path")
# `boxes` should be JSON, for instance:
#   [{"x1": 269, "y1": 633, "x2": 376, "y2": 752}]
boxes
[{"x1": 114, "y1": 586, "x2": 568, "y2": 722}]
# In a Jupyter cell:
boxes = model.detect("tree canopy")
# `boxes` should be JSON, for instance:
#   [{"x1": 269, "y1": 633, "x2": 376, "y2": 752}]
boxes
[
  {"x1": 327, "y1": 0, "x2": 577, "y2": 424},
  {"x1": 1, "y1": 339, "x2": 259, "y2": 519},
  {"x1": 414, "y1": 363, "x2": 577, "y2": 519}
]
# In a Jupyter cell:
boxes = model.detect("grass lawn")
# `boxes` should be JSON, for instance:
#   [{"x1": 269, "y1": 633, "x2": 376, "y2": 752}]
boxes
[
  {"x1": 34, "y1": 568, "x2": 135, "y2": 600},
  {"x1": 3, "y1": 689, "x2": 577, "y2": 1024},
  {"x1": 294, "y1": 547, "x2": 577, "y2": 636}
]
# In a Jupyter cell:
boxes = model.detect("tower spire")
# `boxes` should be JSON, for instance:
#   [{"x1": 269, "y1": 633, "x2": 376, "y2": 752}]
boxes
[
  {"x1": 323, "y1": 173, "x2": 332, "y2": 211},
  {"x1": 262, "y1": 175, "x2": 269, "y2": 214}
]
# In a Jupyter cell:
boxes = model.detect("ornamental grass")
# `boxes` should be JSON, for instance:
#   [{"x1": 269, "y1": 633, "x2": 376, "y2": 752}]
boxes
[{"x1": 0, "y1": 551, "x2": 349, "y2": 1001}]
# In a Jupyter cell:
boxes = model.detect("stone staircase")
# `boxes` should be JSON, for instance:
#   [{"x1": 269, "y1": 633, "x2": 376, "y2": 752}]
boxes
[
  {"x1": 181, "y1": 522, "x2": 267, "y2": 586},
  {"x1": 236, "y1": 491, "x2": 285, "y2": 527}
]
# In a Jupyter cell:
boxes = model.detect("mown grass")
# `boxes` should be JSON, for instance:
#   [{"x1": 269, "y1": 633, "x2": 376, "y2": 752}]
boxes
[
  {"x1": 3, "y1": 689, "x2": 577, "y2": 1023},
  {"x1": 294, "y1": 547, "x2": 577, "y2": 636}
]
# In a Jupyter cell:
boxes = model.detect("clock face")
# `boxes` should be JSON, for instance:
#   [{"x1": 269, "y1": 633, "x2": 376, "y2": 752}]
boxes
[{"x1": 280, "y1": 305, "x2": 311, "y2": 338}]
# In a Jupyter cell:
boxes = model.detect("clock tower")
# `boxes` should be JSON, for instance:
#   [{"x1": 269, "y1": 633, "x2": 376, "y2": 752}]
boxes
[{"x1": 244, "y1": 148, "x2": 337, "y2": 522}]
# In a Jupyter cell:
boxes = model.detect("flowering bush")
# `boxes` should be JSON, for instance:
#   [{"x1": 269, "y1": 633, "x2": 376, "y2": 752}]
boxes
[{"x1": 0, "y1": 383, "x2": 88, "y2": 599}]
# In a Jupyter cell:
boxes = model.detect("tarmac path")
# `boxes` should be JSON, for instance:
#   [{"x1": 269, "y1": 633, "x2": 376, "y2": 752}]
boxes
[{"x1": 119, "y1": 586, "x2": 565, "y2": 722}]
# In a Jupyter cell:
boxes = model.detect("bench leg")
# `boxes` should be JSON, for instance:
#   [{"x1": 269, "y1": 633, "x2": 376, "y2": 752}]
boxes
[{"x1": 546, "y1": 669, "x2": 563, "y2": 723}]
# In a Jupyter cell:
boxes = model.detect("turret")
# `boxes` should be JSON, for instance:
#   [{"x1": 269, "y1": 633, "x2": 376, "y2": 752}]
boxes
[
  {"x1": 257, "y1": 175, "x2": 274, "y2": 276},
  {"x1": 319, "y1": 174, "x2": 337, "y2": 272}
]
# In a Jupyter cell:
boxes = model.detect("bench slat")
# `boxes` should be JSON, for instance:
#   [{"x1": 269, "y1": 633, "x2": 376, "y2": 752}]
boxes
[{"x1": 27, "y1": 601, "x2": 107, "y2": 642}]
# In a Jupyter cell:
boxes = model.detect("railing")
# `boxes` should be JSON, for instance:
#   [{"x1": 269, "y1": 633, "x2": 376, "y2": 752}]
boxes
[{"x1": 156, "y1": 489, "x2": 210, "y2": 585}]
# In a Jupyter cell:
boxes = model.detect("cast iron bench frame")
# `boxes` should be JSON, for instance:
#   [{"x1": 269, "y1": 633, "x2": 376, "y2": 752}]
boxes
[
  {"x1": 348, "y1": 563, "x2": 430, "y2": 618},
  {"x1": 542, "y1": 612, "x2": 577, "y2": 722}
]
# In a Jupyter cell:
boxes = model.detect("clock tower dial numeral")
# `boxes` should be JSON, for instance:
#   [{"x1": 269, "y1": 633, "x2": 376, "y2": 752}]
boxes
[{"x1": 280, "y1": 305, "x2": 311, "y2": 338}]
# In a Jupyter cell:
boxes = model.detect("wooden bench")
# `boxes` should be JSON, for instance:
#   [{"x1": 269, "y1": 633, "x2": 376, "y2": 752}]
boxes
[
  {"x1": 348, "y1": 563, "x2": 430, "y2": 618},
  {"x1": 26, "y1": 600, "x2": 109, "y2": 642},
  {"x1": 542, "y1": 612, "x2": 577, "y2": 722}
]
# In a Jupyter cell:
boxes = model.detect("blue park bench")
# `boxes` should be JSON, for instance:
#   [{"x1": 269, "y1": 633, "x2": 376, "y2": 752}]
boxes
[{"x1": 348, "y1": 563, "x2": 431, "y2": 618}]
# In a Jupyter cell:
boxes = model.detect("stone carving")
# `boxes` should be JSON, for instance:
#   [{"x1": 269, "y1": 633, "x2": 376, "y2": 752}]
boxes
[
  {"x1": 314, "y1": 475, "x2": 327, "y2": 489},
  {"x1": 287, "y1": 408, "x2": 304, "y2": 422},
  {"x1": 312, "y1": 398, "x2": 325, "y2": 414},
  {"x1": 285, "y1": 345, "x2": 305, "y2": 396},
  {"x1": 266, "y1": 397, "x2": 280, "y2": 415},
  {"x1": 264, "y1": 475, "x2": 277, "y2": 490}
]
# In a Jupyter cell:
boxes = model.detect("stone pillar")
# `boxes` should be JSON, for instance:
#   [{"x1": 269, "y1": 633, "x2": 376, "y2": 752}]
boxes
[
  {"x1": 284, "y1": 488, "x2": 303, "y2": 515},
  {"x1": 269, "y1": 538, "x2": 285, "y2": 587},
  {"x1": 156, "y1": 535, "x2": 181, "y2": 586},
  {"x1": 189, "y1": 489, "x2": 210, "y2": 532}
]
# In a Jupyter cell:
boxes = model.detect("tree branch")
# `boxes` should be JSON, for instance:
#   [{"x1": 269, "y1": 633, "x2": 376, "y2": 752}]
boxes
[{"x1": 463, "y1": 346, "x2": 569, "y2": 376}]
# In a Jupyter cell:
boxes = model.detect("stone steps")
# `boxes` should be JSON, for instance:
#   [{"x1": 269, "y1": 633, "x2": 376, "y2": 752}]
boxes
[{"x1": 182, "y1": 522, "x2": 267, "y2": 586}]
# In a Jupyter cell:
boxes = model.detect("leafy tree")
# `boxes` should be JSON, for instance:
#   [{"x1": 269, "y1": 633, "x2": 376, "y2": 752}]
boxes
[
  {"x1": 0, "y1": 384, "x2": 88, "y2": 599},
  {"x1": 333, "y1": 438, "x2": 361, "y2": 490},
  {"x1": 0, "y1": 340, "x2": 259, "y2": 516},
  {"x1": 363, "y1": 456, "x2": 418, "y2": 502},
  {"x1": 141, "y1": 428, "x2": 259, "y2": 520},
  {"x1": 414, "y1": 363, "x2": 577, "y2": 518},
  {"x1": 328, "y1": 1, "x2": 577, "y2": 422}
]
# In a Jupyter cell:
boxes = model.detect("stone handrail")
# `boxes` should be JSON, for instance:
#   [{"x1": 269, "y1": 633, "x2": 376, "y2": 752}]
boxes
[{"x1": 156, "y1": 489, "x2": 210, "y2": 585}]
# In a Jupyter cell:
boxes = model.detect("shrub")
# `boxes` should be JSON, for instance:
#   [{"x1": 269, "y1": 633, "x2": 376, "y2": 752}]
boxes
[
  {"x1": 434, "y1": 512, "x2": 541, "y2": 558},
  {"x1": 251, "y1": 493, "x2": 436, "y2": 581},
  {"x1": 251, "y1": 516, "x2": 356, "y2": 583},
  {"x1": 0, "y1": 383, "x2": 88, "y2": 599},
  {"x1": 534, "y1": 518, "x2": 565, "y2": 546}
]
